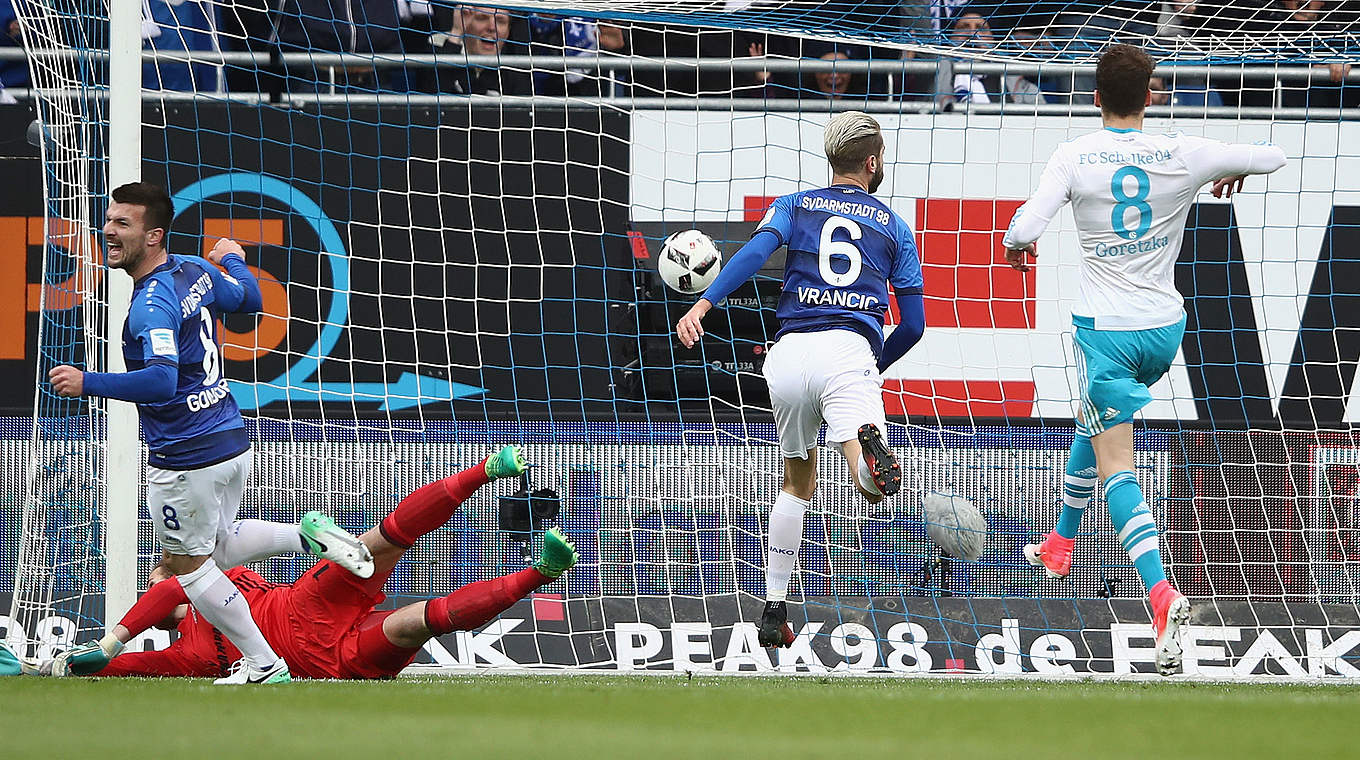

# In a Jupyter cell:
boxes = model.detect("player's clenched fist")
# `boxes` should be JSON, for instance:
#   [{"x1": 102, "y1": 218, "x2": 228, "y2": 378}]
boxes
[
  {"x1": 1005, "y1": 243, "x2": 1036, "y2": 272},
  {"x1": 206, "y1": 237, "x2": 246, "y2": 265},
  {"x1": 675, "y1": 299, "x2": 712, "y2": 348},
  {"x1": 49, "y1": 365, "x2": 84, "y2": 397}
]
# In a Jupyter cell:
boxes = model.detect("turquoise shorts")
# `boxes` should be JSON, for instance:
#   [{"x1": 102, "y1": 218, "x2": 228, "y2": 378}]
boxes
[{"x1": 1072, "y1": 314, "x2": 1186, "y2": 435}]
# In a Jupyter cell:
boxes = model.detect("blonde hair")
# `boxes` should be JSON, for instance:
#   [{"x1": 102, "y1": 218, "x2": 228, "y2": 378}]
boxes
[{"x1": 824, "y1": 111, "x2": 884, "y2": 175}]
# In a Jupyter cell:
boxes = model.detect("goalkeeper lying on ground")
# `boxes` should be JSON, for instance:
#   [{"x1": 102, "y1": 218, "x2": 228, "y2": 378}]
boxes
[{"x1": 25, "y1": 445, "x2": 576, "y2": 680}]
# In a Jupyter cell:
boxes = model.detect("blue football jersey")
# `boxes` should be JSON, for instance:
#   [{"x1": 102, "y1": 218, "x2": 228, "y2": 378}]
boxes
[
  {"x1": 756, "y1": 184, "x2": 923, "y2": 355},
  {"x1": 123, "y1": 255, "x2": 253, "y2": 469}
]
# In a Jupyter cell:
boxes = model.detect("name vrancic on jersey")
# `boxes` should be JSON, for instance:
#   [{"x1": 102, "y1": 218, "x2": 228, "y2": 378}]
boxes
[{"x1": 795, "y1": 285, "x2": 881, "y2": 310}]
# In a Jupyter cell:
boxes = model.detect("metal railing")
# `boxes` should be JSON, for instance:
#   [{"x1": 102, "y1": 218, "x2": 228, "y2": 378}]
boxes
[
  {"x1": 2, "y1": 47, "x2": 1358, "y2": 80},
  {"x1": 2, "y1": 49, "x2": 1356, "y2": 117}
]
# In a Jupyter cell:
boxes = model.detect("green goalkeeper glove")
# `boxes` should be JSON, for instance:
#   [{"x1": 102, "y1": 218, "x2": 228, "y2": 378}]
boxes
[{"x1": 52, "y1": 635, "x2": 124, "y2": 677}]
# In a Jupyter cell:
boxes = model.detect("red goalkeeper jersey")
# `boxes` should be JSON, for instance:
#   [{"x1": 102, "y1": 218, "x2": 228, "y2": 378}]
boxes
[{"x1": 101, "y1": 564, "x2": 387, "y2": 679}]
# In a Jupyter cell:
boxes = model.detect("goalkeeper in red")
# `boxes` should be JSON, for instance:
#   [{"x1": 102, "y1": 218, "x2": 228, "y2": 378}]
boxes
[
  {"x1": 1002, "y1": 44, "x2": 1286, "y2": 676},
  {"x1": 35, "y1": 446, "x2": 577, "y2": 680}
]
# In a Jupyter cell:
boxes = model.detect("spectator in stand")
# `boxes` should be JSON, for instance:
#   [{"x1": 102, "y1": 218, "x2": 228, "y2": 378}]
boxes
[
  {"x1": 1145, "y1": 1, "x2": 1227, "y2": 105},
  {"x1": 1153, "y1": 1, "x2": 1205, "y2": 40},
  {"x1": 217, "y1": 0, "x2": 272, "y2": 95},
  {"x1": 1, "y1": 0, "x2": 30, "y2": 95},
  {"x1": 753, "y1": 40, "x2": 884, "y2": 102},
  {"x1": 635, "y1": 25, "x2": 766, "y2": 97},
  {"x1": 930, "y1": 0, "x2": 972, "y2": 35},
  {"x1": 1148, "y1": 75, "x2": 1172, "y2": 105},
  {"x1": 945, "y1": 13, "x2": 1045, "y2": 105},
  {"x1": 948, "y1": 12, "x2": 998, "y2": 103},
  {"x1": 814, "y1": 52, "x2": 852, "y2": 99},
  {"x1": 273, "y1": 0, "x2": 402, "y2": 92},
  {"x1": 423, "y1": 5, "x2": 531, "y2": 96},
  {"x1": 141, "y1": 0, "x2": 225, "y2": 92},
  {"x1": 528, "y1": 15, "x2": 626, "y2": 96},
  {"x1": 398, "y1": 1, "x2": 436, "y2": 57},
  {"x1": 1271, "y1": 1, "x2": 1358, "y2": 109}
]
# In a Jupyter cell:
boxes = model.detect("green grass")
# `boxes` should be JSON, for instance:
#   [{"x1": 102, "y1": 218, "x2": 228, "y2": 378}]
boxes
[{"x1": 1, "y1": 675, "x2": 1357, "y2": 759}]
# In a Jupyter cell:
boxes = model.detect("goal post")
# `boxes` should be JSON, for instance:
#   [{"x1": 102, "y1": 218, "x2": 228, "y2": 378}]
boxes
[
  {"x1": 4, "y1": 1, "x2": 1360, "y2": 678},
  {"x1": 103, "y1": 0, "x2": 144, "y2": 634}
]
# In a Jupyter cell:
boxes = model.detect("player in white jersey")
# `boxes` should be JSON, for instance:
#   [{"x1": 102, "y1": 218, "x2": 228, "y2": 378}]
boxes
[{"x1": 1002, "y1": 44, "x2": 1287, "y2": 676}]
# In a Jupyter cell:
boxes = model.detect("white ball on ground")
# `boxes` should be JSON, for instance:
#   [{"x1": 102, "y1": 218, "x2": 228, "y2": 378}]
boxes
[
  {"x1": 922, "y1": 492, "x2": 988, "y2": 561},
  {"x1": 658, "y1": 229, "x2": 722, "y2": 294}
]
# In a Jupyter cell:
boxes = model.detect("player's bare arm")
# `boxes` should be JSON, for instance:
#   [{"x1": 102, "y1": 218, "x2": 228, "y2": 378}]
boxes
[{"x1": 675, "y1": 298, "x2": 713, "y2": 348}]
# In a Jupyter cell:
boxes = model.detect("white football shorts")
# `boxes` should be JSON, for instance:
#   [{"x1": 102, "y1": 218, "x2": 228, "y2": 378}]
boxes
[
  {"x1": 762, "y1": 329, "x2": 887, "y2": 460},
  {"x1": 146, "y1": 449, "x2": 253, "y2": 556}
]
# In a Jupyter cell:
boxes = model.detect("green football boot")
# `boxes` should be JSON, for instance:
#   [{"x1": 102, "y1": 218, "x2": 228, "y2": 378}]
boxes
[
  {"x1": 485, "y1": 444, "x2": 528, "y2": 480},
  {"x1": 300, "y1": 511, "x2": 375, "y2": 579},
  {"x1": 535, "y1": 526, "x2": 578, "y2": 579}
]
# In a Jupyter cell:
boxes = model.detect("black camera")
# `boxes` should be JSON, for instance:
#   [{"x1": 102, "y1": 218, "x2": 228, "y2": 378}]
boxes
[{"x1": 497, "y1": 472, "x2": 562, "y2": 539}]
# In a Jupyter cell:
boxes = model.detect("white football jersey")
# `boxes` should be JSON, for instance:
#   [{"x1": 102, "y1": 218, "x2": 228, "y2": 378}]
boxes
[{"x1": 1003, "y1": 128, "x2": 1287, "y2": 330}]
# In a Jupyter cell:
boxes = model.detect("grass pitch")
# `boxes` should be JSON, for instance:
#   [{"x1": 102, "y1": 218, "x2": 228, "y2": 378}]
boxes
[{"x1": 1, "y1": 675, "x2": 1356, "y2": 759}]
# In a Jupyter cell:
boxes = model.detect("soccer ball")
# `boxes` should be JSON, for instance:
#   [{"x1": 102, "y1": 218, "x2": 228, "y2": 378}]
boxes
[
  {"x1": 922, "y1": 492, "x2": 988, "y2": 561},
  {"x1": 658, "y1": 229, "x2": 722, "y2": 294}
]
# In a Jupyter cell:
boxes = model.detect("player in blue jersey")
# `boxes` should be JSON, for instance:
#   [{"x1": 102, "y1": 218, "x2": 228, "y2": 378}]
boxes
[
  {"x1": 48, "y1": 182, "x2": 376, "y2": 684},
  {"x1": 676, "y1": 112, "x2": 927, "y2": 649}
]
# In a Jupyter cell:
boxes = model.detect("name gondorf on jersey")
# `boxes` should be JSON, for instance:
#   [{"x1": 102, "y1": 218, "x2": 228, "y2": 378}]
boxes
[{"x1": 186, "y1": 378, "x2": 232, "y2": 412}]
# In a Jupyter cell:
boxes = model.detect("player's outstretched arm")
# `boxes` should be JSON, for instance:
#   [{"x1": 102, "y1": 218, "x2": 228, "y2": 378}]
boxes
[
  {"x1": 40, "y1": 572, "x2": 192, "y2": 677},
  {"x1": 52, "y1": 284, "x2": 179, "y2": 402},
  {"x1": 676, "y1": 230, "x2": 781, "y2": 348},
  {"x1": 205, "y1": 237, "x2": 264, "y2": 314},
  {"x1": 51, "y1": 361, "x2": 176, "y2": 402},
  {"x1": 1188, "y1": 138, "x2": 1287, "y2": 193}
]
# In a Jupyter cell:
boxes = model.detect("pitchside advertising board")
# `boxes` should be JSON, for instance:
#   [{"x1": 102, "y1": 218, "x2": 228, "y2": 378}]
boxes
[
  {"x1": 4, "y1": 429, "x2": 1360, "y2": 677},
  {"x1": 5, "y1": 594, "x2": 1360, "y2": 677}
]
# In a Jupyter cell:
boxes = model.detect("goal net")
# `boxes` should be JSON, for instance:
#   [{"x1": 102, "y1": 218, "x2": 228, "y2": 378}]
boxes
[{"x1": 5, "y1": 0, "x2": 1360, "y2": 677}]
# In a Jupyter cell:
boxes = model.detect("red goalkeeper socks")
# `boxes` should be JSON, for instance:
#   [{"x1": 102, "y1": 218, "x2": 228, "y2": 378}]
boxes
[
  {"x1": 117, "y1": 577, "x2": 189, "y2": 636},
  {"x1": 423, "y1": 567, "x2": 550, "y2": 636},
  {"x1": 379, "y1": 461, "x2": 492, "y2": 549}
]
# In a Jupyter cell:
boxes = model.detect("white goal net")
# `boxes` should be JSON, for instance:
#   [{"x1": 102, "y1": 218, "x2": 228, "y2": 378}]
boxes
[{"x1": 4, "y1": 0, "x2": 1360, "y2": 677}]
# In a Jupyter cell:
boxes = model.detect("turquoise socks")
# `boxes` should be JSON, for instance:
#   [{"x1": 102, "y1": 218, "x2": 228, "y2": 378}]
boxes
[
  {"x1": 1054, "y1": 434, "x2": 1097, "y2": 540},
  {"x1": 1105, "y1": 470, "x2": 1167, "y2": 590}
]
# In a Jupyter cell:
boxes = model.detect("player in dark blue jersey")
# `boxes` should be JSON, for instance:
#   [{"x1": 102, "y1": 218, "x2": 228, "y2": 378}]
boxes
[
  {"x1": 48, "y1": 182, "x2": 374, "y2": 684},
  {"x1": 675, "y1": 112, "x2": 927, "y2": 649}
]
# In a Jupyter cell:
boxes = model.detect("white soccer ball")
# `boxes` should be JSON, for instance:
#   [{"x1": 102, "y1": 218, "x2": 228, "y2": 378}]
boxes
[
  {"x1": 658, "y1": 229, "x2": 722, "y2": 294},
  {"x1": 922, "y1": 492, "x2": 988, "y2": 561}
]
